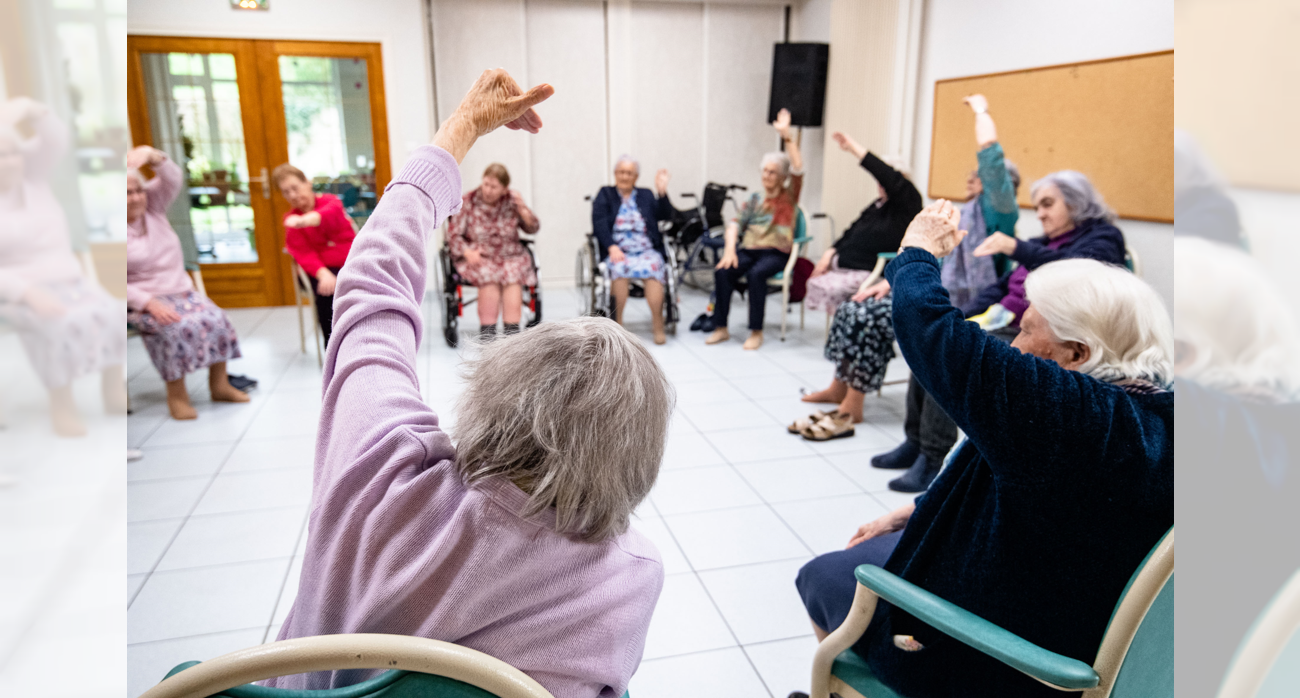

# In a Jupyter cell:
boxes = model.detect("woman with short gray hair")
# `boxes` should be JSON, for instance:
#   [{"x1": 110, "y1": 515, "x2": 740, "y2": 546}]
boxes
[{"x1": 266, "y1": 69, "x2": 669, "y2": 698}]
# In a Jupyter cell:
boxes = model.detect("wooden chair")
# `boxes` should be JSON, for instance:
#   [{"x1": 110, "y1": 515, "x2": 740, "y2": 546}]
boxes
[
  {"x1": 285, "y1": 250, "x2": 323, "y2": 368},
  {"x1": 811, "y1": 528, "x2": 1174, "y2": 698}
]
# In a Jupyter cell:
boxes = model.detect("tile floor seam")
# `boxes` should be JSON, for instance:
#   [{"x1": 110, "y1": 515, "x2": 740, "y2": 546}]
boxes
[
  {"x1": 739, "y1": 633, "x2": 816, "y2": 648},
  {"x1": 262, "y1": 508, "x2": 312, "y2": 643},
  {"x1": 127, "y1": 625, "x2": 270, "y2": 648},
  {"x1": 145, "y1": 555, "x2": 296, "y2": 581}
]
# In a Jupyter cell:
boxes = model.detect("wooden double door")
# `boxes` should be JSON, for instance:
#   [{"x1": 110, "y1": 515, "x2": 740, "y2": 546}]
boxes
[{"x1": 127, "y1": 36, "x2": 391, "y2": 307}]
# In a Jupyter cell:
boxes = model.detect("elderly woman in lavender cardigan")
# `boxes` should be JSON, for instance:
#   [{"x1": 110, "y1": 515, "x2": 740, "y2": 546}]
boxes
[{"x1": 264, "y1": 70, "x2": 671, "y2": 698}]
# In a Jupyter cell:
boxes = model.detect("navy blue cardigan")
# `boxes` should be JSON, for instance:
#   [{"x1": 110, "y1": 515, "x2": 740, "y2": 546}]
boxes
[
  {"x1": 860, "y1": 249, "x2": 1173, "y2": 698},
  {"x1": 962, "y1": 217, "x2": 1126, "y2": 317},
  {"x1": 591, "y1": 187, "x2": 674, "y2": 260}
]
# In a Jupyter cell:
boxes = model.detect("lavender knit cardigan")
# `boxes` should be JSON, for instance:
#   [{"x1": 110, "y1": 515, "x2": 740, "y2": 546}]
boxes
[{"x1": 264, "y1": 146, "x2": 664, "y2": 698}]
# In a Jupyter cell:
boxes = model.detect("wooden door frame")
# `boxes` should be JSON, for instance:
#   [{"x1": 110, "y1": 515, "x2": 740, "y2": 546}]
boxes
[
  {"x1": 127, "y1": 34, "x2": 288, "y2": 307},
  {"x1": 254, "y1": 40, "x2": 390, "y2": 306}
]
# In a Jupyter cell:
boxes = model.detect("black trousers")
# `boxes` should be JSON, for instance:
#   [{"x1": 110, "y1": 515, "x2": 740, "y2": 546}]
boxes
[
  {"x1": 712, "y1": 248, "x2": 788, "y2": 331},
  {"x1": 904, "y1": 325, "x2": 1020, "y2": 461},
  {"x1": 307, "y1": 266, "x2": 342, "y2": 348}
]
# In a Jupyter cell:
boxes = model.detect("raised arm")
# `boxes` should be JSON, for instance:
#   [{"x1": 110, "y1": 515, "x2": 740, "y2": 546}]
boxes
[
  {"x1": 128, "y1": 146, "x2": 184, "y2": 215},
  {"x1": 774, "y1": 109, "x2": 804, "y2": 204},
  {"x1": 2, "y1": 99, "x2": 69, "y2": 182},
  {"x1": 965, "y1": 95, "x2": 1017, "y2": 217},
  {"x1": 317, "y1": 69, "x2": 553, "y2": 487}
]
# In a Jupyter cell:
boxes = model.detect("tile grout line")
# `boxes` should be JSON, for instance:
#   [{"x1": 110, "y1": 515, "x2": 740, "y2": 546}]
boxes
[{"x1": 261, "y1": 507, "x2": 313, "y2": 643}]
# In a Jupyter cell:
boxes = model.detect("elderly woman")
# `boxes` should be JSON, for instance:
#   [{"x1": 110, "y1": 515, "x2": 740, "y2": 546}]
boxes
[
  {"x1": 803, "y1": 134, "x2": 921, "y2": 314},
  {"x1": 708, "y1": 108, "x2": 804, "y2": 350},
  {"x1": 791, "y1": 201, "x2": 1173, "y2": 698},
  {"x1": 0, "y1": 98, "x2": 126, "y2": 436},
  {"x1": 873, "y1": 167, "x2": 1126, "y2": 492},
  {"x1": 797, "y1": 95, "x2": 1018, "y2": 436},
  {"x1": 591, "y1": 156, "x2": 673, "y2": 344},
  {"x1": 274, "y1": 163, "x2": 357, "y2": 347},
  {"x1": 447, "y1": 162, "x2": 539, "y2": 339},
  {"x1": 127, "y1": 145, "x2": 248, "y2": 420},
  {"x1": 265, "y1": 70, "x2": 670, "y2": 698},
  {"x1": 1173, "y1": 235, "x2": 1300, "y2": 692}
]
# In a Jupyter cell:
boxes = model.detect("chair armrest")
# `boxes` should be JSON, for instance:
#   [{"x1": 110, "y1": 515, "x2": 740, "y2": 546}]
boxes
[
  {"x1": 876, "y1": 252, "x2": 897, "y2": 262},
  {"x1": 854, "y1": 565, "x2": 1100, "y2": 690}
]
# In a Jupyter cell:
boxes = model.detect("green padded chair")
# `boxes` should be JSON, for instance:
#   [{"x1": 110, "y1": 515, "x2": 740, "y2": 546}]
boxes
[
  {"x1": 810, "y1": 528, "x2": 1174, "y2": 698},
  {"x1": 1218, "y1": 568, "x2": 1300, "y2": 698},
  {"x1": 140, "y1": 634, "x2": 562, "y2": 698},
  {"x1": 763, "y1": 207, "x2": 812, "y2": 341}
]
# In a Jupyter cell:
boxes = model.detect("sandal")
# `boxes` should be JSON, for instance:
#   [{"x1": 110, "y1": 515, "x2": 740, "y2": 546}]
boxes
[
  {"x1": 801, "y1": 412, "x2": 856, "y2": 441},
  {"x1": 787, "y1": 410, "x2": 837, "y2": 434}
]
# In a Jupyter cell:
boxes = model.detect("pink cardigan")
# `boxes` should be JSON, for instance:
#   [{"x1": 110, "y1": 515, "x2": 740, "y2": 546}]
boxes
[
  {"x1": 126, "y1": 157, "x2": 194, "y2": 311},
  {"x1": 267, "y1": 145, "x2": 663, "y2": 698}
]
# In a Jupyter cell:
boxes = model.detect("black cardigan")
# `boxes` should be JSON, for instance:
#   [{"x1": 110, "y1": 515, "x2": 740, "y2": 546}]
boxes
[
  {"x1": 832, "y1": 153, "x2": 924, "y2": 270},
  {"x1": 591, "y1": 186, "x2": 674, "y2": 260},
  {"x1": 858, "y1": 249, "x2": 1173, "y2": 698}
]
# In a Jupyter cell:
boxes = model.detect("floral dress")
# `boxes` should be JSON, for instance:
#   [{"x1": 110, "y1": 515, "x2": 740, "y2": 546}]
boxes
[
  {"x1": 608, "y1": 195, "x2": 666, "y2": 283},
  {"x1": 823, "y1": 297, "x2": 896, "y2": 393},
  {"x1": 447, "y1": 188, "x2": 539, "y2": 287}
]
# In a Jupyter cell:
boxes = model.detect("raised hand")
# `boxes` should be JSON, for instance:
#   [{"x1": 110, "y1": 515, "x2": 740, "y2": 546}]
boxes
[
  {"x1": 655, "y1": 169, "x2": 670, "y2": 196},
  {"x1": 773, "y1": 108, "x2": 792, "y2": 139},
  {"x1": 126, "y1": 145, "x2": 162, "y2": 170},
  {"x1": 434, "y1": 69, "x2": 555, "y2": 163},
  {"x1": 963, "y1": 93, "x2": 989, "y2": 113},
  {"x1": 899, "y1": 200, "x2": 967, "y2": 258}
]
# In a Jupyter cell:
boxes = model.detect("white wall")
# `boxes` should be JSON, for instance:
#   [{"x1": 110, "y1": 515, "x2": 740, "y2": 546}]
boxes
[
  {"x1": 912, "y1": 0, "x2": 1175, "y2": 307},
  {"x1": 126, "y1": 0, "x2": 433, "y2": 175}
]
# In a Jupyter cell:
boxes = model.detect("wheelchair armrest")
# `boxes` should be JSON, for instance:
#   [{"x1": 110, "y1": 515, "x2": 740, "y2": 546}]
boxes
[
  {"x1": 853, "y1": 565, "x2": 1100, "y2": 690},
  {"x1": 876, "y1": 252, "x2": 897, "y2": 262}
]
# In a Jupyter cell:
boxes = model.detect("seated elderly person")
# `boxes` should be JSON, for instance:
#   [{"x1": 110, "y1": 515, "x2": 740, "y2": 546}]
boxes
[
  {"x1": 793, "y1": 201, "x2": 1173, "y2": 698},
  {"x1": 275, "y1": 162, "x2": 358, "y2": 347},
  {"x1": 448, "y1": 162, "x2": 540, "y2": 339},
  {"x1": 0, "y1": 98, "x2": 127, "y2": 436},
  {"x1": 707, "y1": 108, "x2": 804, "y2": 350},
  {"x1": 591, "y1": 156, "x2": 673, "y2": 344},
  {"x1": 797, "y1": 95, "x2": 1017, "y2": 435},
  {"x1": 872, "y1": 167, "x2": 1127, "y2": 493},
  {"x1": 263, "y1": 71, "x2": 669, "y2": 698},
  {"x1": 127, "y1": 145, "x2": 248, "y2": 420},
  {"x1": 803, "y1": 134, "x2": 921, "y2": 315},
  {"x1": 1172, "y1": 235, "x2": 1300, "y2": 692}
]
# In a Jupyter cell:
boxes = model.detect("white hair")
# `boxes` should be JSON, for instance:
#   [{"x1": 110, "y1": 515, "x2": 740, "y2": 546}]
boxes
[
  {"x1": 1024, "y1": 258, "x2": 1173, "y2": 387},
  {"x1": 1031, "y1": 170, "x2": 1116, "y2": 224},
  {"x1": 613, "y1": 154, "x2": 639, "y2": 175},
  {"x1": 761, "y1": 151, "x2": 791, "y2": 180},
  {"x1": 1173, "y1": 236, "x2": 1300, "y2": 400},
  {"x1": 127, "y1": 167, "x2": 146, "y2": 187},
  {"x1": 453, "y1": 317, "x2": 674, "y2": 542}
]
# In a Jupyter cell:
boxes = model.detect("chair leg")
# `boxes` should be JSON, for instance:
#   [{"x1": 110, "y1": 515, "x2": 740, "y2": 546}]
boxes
[
  {"x1": 296, "y1": 293, "x2": 306, "y2": 354},
  {"x1": 781, "y1": 282, "x2": 789, "y2": 341},
  {"x1": 310, "y1": 298, "x2": 323, "y2": 368},
  {"x1": 800, "y1": 300, "x2": 805, "y2": 330}
]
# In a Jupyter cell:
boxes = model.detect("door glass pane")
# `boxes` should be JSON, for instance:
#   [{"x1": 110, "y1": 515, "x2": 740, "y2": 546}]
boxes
[
  {"x1": 278, "y1": 56, "x2": 376, "y2": 228},
  {"x1": 140, "y1": 52, "x2": 258, "y2": 264}
]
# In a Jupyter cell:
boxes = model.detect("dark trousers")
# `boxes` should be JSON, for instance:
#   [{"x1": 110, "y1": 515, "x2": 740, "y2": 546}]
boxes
[
  {"x1": 904, "y1": 325, "x2": 1021, "y2": 461},
  {"x1": 796, "y1": 530, "x2": 904, "y2": 636},
  {"x1": 307, "y1": 266, "x2": 342, "y2": 348},
  {"x1": 712, "y1": 248, "x2": 788, "y2": 330}
]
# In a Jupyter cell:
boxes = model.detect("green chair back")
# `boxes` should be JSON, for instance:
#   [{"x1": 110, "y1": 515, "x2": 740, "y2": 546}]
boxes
[
  {"x1": 164, "y1": 663, "x2": 497, "y2": 698},
  {"x1": 1108, "y1": 575, "x2": 1174, "y2": 697},
  {"x1": 793, "y1": 208, "x2": 810, "y2": 245}
]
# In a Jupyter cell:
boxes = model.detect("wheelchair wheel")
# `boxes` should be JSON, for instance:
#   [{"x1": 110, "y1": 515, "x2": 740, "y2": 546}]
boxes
[
  {"x1": 526, "y1": 288, "x2": 542, "y2": 328},
  {"x1": 442, "y1": 293, "x2": 459, "y2": 348}
]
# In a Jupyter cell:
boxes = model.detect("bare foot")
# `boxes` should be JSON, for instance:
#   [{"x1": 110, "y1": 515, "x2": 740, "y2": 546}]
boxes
[
  {"x1": 168, "y1": 395, "x2": 198, "y2": 420},
  {"x1": 802, "y1": 382, "x2": 847, "y2": 404},
  {"x1": 836, "y1": 402, "x2": 864, "y2": 424},
  {"x1": 743, "y1": 331, "x2": 763, "y2": 350},
  {"x1": 210, "y1": 381, "x2": 251, "y2": 403},
  {"x1": 705, "y1": 328, "x2": 730, "y2": 345},
  {"x1": 51, "y1": 404, "x2": 87, "y2": 437},
  {"x1": 653, "y1": 329, "x2": 667, "y2": 345}
]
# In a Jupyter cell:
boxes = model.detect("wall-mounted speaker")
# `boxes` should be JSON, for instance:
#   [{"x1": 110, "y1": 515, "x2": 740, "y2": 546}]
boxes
[{"x1": 767, "y1": 42, "x2": 830, "y2": 128}]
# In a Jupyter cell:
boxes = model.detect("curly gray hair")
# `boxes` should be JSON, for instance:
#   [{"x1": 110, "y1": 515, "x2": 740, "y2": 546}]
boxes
[
  {"x1": 1030, "y1": 170, "x2": 1115, "y2": 224},
  {"x1": 453, "y1": 317, "x2": 674, "y2": 542}
]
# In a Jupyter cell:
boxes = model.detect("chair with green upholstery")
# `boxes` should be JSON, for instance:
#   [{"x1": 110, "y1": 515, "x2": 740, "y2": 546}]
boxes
[
  {"x1": 762, "y1": 207, "x2": 812, "y2": 341},
  {"x1": 1217, "y1": 568, "x2": 1300, "y2": 698},
  {"x1": 810, "y1": 527, "x2": 1174, "y2": 698},
  {"x1": 139, "y1": 634, "x2": 582, "y2": 698}
]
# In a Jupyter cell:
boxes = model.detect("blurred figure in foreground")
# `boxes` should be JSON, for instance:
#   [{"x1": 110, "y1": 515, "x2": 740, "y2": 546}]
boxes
[
  {"x1": 0, "y1": 97, "x2": 127, "y2": 436},
  {"x1": 1174, "y1": 235, "x2": 1300, "y2": 694}
]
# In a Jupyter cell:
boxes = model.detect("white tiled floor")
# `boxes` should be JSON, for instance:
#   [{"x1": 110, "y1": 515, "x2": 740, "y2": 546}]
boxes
[{"x1": 125, "y1": 285, "x2": 915, "y2": 698}]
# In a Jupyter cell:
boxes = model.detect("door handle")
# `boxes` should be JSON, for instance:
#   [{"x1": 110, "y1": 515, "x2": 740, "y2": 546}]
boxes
[{"x1": 247, "y1": 167, "x2": 271, "y2": 199}]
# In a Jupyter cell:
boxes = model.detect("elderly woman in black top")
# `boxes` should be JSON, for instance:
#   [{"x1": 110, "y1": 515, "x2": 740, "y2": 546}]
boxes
[
  {"x1": 803, "y1": 132, "x2": 922, "y2": 314},
  {"x1": 794, "y1": 201, "x2": 1173, "y2": 698},
  {"x1": 591, "y1": 156, "x2": 674, "y2": 344}
]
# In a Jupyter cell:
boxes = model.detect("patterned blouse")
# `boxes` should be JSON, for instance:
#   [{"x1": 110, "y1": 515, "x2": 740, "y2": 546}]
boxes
[{"x1": 735, "y1": 173, "x2": 804, "y2": 253}]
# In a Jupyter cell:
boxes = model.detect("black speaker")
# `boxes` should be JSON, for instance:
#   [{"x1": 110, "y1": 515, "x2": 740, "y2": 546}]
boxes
[{"x1": 768, "y1": 42, "x2": 829, "y2": 128}]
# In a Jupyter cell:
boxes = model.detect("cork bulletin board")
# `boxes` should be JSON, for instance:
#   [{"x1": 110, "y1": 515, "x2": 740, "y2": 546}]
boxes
[{"x1": 928, "y1": 51, "x2": 1174, "y2": 223}]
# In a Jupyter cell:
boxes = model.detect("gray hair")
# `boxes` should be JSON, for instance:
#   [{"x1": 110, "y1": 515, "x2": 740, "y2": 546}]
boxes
[
  {"x1": 761, "y1": 151, "x2": 791, "y2": 180},
  {"x1": 127, "y1": 167, "x2": 146, "y2": 187},
  {"x1": 1173, "y1": 236, "x2": 1300, "y2": 400},
  {"x1": 453, "y1": 317, "x2": 674, "y2": 542},
  {"x1": 1030, "y1": 170, "x2": 1115, "y2": 224},
  {"x1": 613, "y1": 154, "x2": 640, "y2": 174},
  {"x1": 1024, "y1": 258, "x2": 1173, "y2": 387}
]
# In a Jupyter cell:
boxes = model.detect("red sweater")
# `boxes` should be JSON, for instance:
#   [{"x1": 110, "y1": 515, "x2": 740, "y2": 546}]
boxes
[{"x1": 284, "y1": 193, "x2": 355, "y2": 276}]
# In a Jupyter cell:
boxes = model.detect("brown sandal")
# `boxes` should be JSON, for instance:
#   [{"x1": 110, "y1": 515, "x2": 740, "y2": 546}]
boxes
[
  {"x1": 788, "y1": 410, "x2": 837, "y2": 434},
  {"x1": 801, "y1": 412, "x2": 856, "y2": 441}
]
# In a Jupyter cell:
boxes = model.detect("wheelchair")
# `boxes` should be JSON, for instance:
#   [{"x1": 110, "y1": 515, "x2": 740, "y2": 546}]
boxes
[
  {"x1": 434, "y1": 234, "x2": 542, "y2": 348},
  {"x1": 665, "y1": 182, "x2": 746, "y2": 291},
  {"x1": 574, "y1": 196, "x2": 681, "y2": 335}
]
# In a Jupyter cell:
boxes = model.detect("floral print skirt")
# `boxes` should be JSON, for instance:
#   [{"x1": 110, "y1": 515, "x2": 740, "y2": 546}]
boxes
[
  {"x1": 804, "y1": 267, "x2": 876, "y2": 313},
  {"x1": 824, "y1": 297, "x2": 895, "y2": 393},
  {"x1": 131, "y1": 291, "x2": 242, "y2": 382},
  {"x1": 1, "y1": 277, "x2": 127, "y2": 389},
  {"x1": 608, "y1": 229, "x2": 666, "y2": 283},
  {"x1": 454, "y1": 250, "x2": 537, "y2": 287}
]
